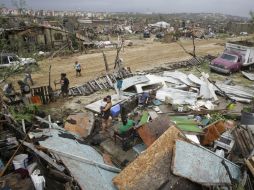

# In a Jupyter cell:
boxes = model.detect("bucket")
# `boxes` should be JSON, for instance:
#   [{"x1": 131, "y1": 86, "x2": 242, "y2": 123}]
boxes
[
  {"x1": 111, "y1": 104, "x2": 121, "y2": 117},
  {"x1": 31, "y1": 169, "x2": 45, "y2": 190},
  {"x1": 12, "y1": 154, "x2": 28, "y2": 170}
]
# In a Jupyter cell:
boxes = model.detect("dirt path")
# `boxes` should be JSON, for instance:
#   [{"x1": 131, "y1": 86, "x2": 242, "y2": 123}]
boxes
[{"x1": 12, "y1": 39, "x2": 224, "y2": 88}]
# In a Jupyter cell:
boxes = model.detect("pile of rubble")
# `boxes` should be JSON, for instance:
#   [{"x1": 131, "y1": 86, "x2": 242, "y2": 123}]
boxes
[{"x1": 1, "y1": 59, "x2": 254, "y2": 190}]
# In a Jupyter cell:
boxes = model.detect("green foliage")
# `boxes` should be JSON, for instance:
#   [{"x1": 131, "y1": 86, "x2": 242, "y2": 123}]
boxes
[
  {"x1": 9, "y1": 104, "x2": 39, "y2": 122},
  {"x1": 210, "y1": 113, "x2": 226, "y2": 123}
]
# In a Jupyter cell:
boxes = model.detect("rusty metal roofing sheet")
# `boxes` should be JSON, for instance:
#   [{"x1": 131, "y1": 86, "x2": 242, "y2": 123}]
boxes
[
  {"x1": 136, "y1": 115, "x2": 172, "y2": 146},
  {"x1": 64, "y1": 112, "x2": 94, "y2": 138}
]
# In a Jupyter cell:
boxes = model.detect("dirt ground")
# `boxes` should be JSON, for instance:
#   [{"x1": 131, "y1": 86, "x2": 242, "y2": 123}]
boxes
[{"x1": 11, "y1": 38, "x2": 225, "y2": 89}]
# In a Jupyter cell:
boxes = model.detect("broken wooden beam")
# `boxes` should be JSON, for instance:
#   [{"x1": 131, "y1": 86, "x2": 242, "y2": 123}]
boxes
[{"x1": 22, "y1": 141, "x2": 65, "y2": 172}]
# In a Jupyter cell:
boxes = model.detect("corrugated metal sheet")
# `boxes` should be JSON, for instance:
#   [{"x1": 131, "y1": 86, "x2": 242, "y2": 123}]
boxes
[
  {"x1": 39, "y1": 129, "x2": 118, "y2": 190},
  {"x1": 117, "y1": 75, "x2": 149, "y2": 91},
  {"x1": 163, "y1": 71, "x2": 194, "y2": 86},
  {"x1": 156, "y1": 88, "x2": 198, "y2": 105},
  {"x1": 172, "y1": 140, "x2": 241, "y2": 186},
  {"x1": 242, "y1": 71, "x2": 254, "y2": 81}
]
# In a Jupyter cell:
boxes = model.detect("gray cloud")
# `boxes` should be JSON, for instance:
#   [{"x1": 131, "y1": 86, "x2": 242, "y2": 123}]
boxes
[{"x1": 1, "y1": 0, "x2": 253, "y2": 17}]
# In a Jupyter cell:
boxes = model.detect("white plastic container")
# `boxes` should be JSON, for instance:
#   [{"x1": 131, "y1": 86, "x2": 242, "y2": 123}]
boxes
[
  {"x1": 12, "y1": 154, "x2": 28, "y2": 170},
  {"x1": 31, "y1": 169, "x2": 45, "y2": 190}
]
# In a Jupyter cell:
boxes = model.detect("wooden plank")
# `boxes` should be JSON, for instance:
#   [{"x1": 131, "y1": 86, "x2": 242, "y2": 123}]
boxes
[
  {"x1": 247, "y1": 128, "x2": 254, "y2": 146},
  {"x1": 243, "y1": 130, "x2": 254, "y2": 150},
  {"x1": 245, "y1": 159, "x2": 254, "y2": 177},
  {"x1": 23, "y1": 141, "x2": 65, "y2": 172},
  {"x1": 233, "y1": 130, "x2": 249, "y2": 157},
  {"x1": 240, "y1": 130, "x2": 251, "y2": 152}
]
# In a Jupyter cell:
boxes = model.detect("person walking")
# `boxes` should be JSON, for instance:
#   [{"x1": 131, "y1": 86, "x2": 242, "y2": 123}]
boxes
[
  {"x1": 74, "y1": 61, "x2": 82, "y2": 77},
  {"x1": 116, "y1": 77, "x2": 123, "y2": 100},
  {"x1": 60, "y1": 73, "x2": 69, "y2": 97},
  {"x1": 24, "y1": 67, "x2": 34, "y2": 85}
]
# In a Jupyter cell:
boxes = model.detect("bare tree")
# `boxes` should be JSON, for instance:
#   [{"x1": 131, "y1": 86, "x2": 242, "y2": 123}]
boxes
[
  {"x1": 102, "y1": 51, "x2": 109, "y2": 72},
  {"x1": 176, "y1": 24, "x2": 196, "y2": 58},
  {"x1": 114, "y1": 43, "x2": 123, "y2": 69}
]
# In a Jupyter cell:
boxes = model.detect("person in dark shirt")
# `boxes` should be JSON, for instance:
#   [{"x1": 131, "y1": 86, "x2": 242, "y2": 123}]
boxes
[
  {"x1": 17, "y1": 80, "x2": 31, "y2": 104},
  {"x1": 60, "y1": 73, "x2": 69, "y2": 97},
  {"x1": 3, "y1": 82, "x2": 16, "y2": 102}
]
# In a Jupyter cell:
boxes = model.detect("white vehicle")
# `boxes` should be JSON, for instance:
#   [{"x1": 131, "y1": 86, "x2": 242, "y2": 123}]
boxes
[{"x1": 0, "y1": 53, "x2": 37, "y2": 68}]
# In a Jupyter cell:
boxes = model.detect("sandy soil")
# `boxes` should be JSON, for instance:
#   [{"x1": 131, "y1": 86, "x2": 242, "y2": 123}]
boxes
[{"x1": 11, "y1": 38, "x2": 225, "y2": 89}]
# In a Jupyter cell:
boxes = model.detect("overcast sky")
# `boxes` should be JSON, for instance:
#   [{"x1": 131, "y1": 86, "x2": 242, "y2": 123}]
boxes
[{"x1": 1, "y1": 0, "x2": 254, "y2": 17}]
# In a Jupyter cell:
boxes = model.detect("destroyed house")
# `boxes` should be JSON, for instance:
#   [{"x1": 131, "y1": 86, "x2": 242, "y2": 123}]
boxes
[{"x1": 2, "y1": 26, "x2": 70, "y2": 51}]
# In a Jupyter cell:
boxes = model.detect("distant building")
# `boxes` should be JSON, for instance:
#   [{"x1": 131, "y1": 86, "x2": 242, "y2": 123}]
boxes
[
  {"x1": 226, "y1": 22, "x2": 254, "y2": 34},
  {"x1": 2, "y1": 26, "x2": 70, "y2": 52}
]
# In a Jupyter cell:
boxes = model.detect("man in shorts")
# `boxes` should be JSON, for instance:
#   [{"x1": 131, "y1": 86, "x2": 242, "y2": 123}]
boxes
[{"x1": 74, "y1": 61, "x2": 82, "y2": 77}]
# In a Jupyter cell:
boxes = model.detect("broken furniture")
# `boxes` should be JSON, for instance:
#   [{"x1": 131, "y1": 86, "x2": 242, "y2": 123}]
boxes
[
  {"x1": 214, "y1": 131, "x2": 235, "y2": 153},
  {"x1": 201, "y1": 120, "x2": 226, "y2": 145},
  {"x1": 31, "y1": 85, "x2": 53, "y2": 105}
]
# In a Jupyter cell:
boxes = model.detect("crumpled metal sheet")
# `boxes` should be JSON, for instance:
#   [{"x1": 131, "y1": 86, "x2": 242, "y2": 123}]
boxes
[
  {"x1": 119, "y1": 75, "x2": 150, "y2": 91},
  {"x1": 156, "y1": 88, "x2": 198, "y2": 105},
  {"x1": 215, "y1": 82, "x2": 254, "y2": 100},
  {"x1": 172, "y1": 140, "x2": 241, "y2": 186},
  {"x1": 242, "y1": 71, "x2": 254, "y2": 81},
  {"x1": 163, "y1": 71, "x2": 194, "y2": 86},
  {"x1": 39, "y1": 129, "x2": 118, "y2": 190}
]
